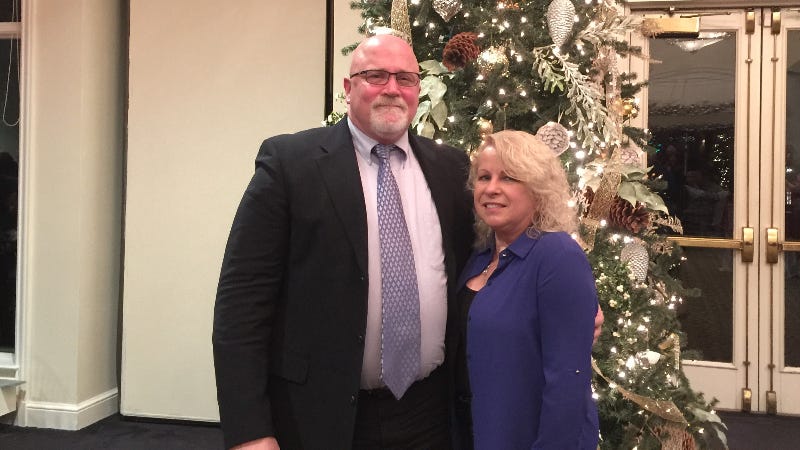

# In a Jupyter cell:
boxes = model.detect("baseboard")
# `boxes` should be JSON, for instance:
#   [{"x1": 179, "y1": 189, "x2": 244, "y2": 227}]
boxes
[{"x1": 19, "y1": 388, "x2": 119, "y2": 430}]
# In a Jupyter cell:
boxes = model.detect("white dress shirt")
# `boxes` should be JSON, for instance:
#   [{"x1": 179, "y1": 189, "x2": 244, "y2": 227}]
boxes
[{"x1": 348, "y1": 119, "x2": 448, "y2": 389}]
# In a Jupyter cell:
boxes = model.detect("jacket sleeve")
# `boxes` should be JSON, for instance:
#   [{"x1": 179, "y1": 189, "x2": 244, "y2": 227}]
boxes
[
  {"x1": 212, "y1": 139, "x2": 288, "y2": 449},
  {"x1": 533, "y1": 236, "x2": 598, "y2": 449}
]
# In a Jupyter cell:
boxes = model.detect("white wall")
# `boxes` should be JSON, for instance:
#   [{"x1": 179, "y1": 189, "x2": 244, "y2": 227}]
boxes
[
  {"x1": 121, "y1": 0, "x2": 327, "y2": 421},
  {"x1": 18, "y1": 0, "x2": 124, "y2": 429}
]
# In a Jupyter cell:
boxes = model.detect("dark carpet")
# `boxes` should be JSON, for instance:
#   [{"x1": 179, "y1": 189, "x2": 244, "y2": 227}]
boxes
[{"x1": 0, "y1": 411, "x2": 798, "y2": 449}]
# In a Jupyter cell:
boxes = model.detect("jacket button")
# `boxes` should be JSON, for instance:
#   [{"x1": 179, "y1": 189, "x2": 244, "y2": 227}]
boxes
[
  {"x1": 357, "y1": 334, "x2": 364, "y2": 343},
  {"x1": 350, "y1": 394, "x2": 357, "y2": 405}
]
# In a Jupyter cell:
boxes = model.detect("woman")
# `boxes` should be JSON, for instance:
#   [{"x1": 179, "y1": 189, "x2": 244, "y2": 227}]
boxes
[{"x1": 456, "y1": 130, "x2": 599, "y2": 449}]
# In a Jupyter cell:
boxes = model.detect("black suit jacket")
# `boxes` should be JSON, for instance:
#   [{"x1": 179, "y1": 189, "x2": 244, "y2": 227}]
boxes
[{"x1": 213, "y1": 119, "x2": 474, "y2": 449}]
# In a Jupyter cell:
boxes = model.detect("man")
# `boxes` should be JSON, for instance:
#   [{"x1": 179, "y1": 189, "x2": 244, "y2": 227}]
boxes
[{"x1": 213, "y1": 34, "x2": 474, "y2": 449}]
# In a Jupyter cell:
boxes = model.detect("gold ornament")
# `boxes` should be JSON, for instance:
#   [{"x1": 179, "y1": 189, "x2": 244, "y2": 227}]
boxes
[
  {"x1": 390, "y1": 0, "x2": 412, "y2": 45},
  {"x1": 622, "y1": 97, "x2": 639, "y2": 120},
  {"x1": 476, "y1": 46, "x2": 508, "y2": 76},
  {"x1": 477, "y1": 118, "x2": 493, "y2": 137},
  {"x1": 536, "y1": 122, "x2": 570, "y2": 156},
  {"x1": 498, "y1": 1, "x2": 521, "y2": 9},
  {"x1": 546, "y1": 0, "x2": 576, "y2": 47},
  {"x1": 433, "y1": 0, "x2": 462, "y2": 22}
]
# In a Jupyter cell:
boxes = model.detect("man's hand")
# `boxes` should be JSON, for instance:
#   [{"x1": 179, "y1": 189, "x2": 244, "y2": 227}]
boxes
[
  {"x1": 232, "y1": 437, "x2": 279, "y2": 450},
  {"x1": 593, "y1": 306, "x2": 604, "y2": 345}
]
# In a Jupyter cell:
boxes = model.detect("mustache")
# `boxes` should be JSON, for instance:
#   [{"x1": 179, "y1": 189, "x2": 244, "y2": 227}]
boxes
[{"x1": 373, "y1": 100, "x2": 406, "y2": 109}]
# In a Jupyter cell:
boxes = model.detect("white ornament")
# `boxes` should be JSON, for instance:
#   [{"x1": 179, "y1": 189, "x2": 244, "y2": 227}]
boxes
[
  {"x1": 536, "y1": 121, "x2": 570, "y2": 155},
  {"x1": 620, "y1": 241, "x2": 648, "y2": 282},
  {"x1": 617, "y1": 141, "x2": 644, "y2": 166},
  {"x1": 546, "y1": 0, "x2": 576, "y2": 47},
  {"x1": 642, "y1": 350, "x2": 662, "y2": 365}
]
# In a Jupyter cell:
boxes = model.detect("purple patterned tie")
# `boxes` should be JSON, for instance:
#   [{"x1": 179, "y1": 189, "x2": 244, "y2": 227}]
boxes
[{"x1": 372, "y1": 144, "x2": 421, "y2": 399}]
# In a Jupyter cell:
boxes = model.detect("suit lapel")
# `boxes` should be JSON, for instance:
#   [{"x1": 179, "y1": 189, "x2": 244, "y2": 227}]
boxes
[{"x1": 315, "y1": 120, "x2": 369, "y2": 274}]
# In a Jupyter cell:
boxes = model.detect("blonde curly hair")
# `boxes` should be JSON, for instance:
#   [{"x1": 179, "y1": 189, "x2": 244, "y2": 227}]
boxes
[{"x1": 468, "y1": 130, "x2": 577, "y2": 248}]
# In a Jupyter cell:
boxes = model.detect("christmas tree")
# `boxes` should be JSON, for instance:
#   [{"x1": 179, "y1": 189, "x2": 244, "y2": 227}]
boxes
[{"x1": 343, "y1": 0, "x2": 729, "y2": 448}]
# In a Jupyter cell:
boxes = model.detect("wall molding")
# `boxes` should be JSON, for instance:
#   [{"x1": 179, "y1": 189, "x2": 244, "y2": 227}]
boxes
[{"x1": 19, "y1": 388, "x2": 118, "y2": 430}]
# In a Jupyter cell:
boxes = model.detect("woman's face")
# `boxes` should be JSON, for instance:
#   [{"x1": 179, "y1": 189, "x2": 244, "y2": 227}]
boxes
[{"x1": 473, "y1": 146, "x2": 536, "y2": 243}]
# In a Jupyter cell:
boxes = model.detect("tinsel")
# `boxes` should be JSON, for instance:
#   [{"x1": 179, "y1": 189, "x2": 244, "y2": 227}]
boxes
[
  {"x1": 433, "y1": 0, "x2": 462, "y2": 22},
  {"x1": 546, "y1": 0, "x2": 576, "y2": 47},
  {"x1": 442, "y1": 32, "x2": 480, "y2": 71}
]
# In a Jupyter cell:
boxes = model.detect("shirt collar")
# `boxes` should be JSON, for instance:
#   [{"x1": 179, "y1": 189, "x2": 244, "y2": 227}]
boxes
[
  {"x1": 478, "y1": 230, "x2": 543, "y2": 260},
  {"x1": 347, "y1": 117, "x2": 412, "y2": 167}
]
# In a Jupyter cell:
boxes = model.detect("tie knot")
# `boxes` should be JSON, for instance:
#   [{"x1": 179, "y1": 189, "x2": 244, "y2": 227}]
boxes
[{"x1": 372, "y1": 144, "x2": 396, "y2": 161}]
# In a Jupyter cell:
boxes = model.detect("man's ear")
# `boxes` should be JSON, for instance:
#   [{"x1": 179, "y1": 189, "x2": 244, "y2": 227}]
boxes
[{"x1": 343, "y1": 77, "x2": 352, "y2": 101}]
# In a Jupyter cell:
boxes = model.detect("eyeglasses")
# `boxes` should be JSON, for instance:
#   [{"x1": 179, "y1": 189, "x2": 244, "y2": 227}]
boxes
[{"x1": 349, "y1": 69, "x2": 421, "y2": 87}]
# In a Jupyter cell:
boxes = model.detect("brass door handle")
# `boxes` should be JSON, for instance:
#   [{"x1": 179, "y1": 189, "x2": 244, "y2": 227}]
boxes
[
  {"x1": 667, "y1": 227, "x2": 754, "y2": 263},
  {"x1": 742, "y1": 227, "x2": 754, "y2": 262},
  {"x1": 766, "y1": 228, "x2": 779, "y2": 264}
]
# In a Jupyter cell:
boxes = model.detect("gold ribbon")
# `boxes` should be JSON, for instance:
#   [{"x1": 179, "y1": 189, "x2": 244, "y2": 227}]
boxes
[
  {"x1": 592, "y1": 358, "x2": 688, "y2": 424},
  {"x1": 582, "y1": 170, "x2": 621, "y2": 250},
  {"x1": 391, "y1": 0, "x2": 413, "y2": 45}
]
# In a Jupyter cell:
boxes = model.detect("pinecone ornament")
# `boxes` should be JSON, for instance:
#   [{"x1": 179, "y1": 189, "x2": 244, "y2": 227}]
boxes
[
  {"x1": 546, "y1": 0, "x2": 576, "y2": 47},
  {"x1": 536, "y1": 122, "x2": 570, "y2": 155},
  {"x1": 609, "y1": 196, "x2": 651, "y2": 234},
  {"x1": 442, "y1": 32, "x2": 480, "y2": 71},
  {"x1": 583, "y1": 187, "x2": 651, "y2": 234}
]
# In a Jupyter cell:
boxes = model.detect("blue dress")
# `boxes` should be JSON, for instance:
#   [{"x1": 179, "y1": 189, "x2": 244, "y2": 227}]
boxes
[{"x1": 458, "y1": 231, "x2": 599, "y2": 449}]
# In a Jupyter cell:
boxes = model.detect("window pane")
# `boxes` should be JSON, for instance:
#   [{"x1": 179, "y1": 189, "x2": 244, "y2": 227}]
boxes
[
  {"x1": 0, "y1": 38, "x2": 18, "y2": 353},
  {"x1": 0, "y1": 0, "x2": 19, "y2": 23},
  {"x1": 647, "y1": 35, "x2": 736, "y2": 239}
]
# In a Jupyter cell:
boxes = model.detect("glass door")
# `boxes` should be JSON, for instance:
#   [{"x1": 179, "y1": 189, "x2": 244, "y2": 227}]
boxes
[
  {"x1": 762, "y1": 7, "x2": 800, "y2": 415},
  {"x1": 631, "y1": 7, "x2": 800, "y2": 414}
]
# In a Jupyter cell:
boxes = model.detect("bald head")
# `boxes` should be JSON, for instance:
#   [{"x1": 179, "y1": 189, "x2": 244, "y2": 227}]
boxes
[
  {"x1": 349, "y1": 34, "x2": 418, "y2": 75},
  {"x1": 344, "y1": 34, "x2": 421, "y2": 144}
]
